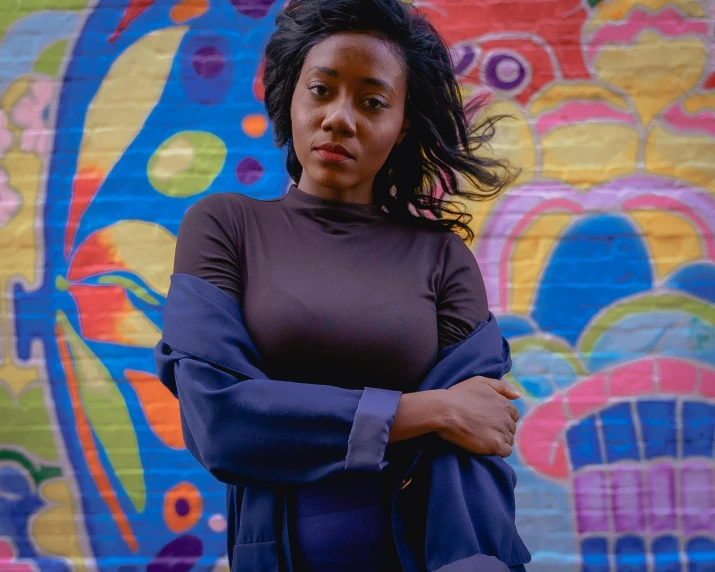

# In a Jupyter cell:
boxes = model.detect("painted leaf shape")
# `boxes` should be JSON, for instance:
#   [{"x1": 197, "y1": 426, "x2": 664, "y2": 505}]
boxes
[
  {"x1": 66, "y1": 26, "x2": 188, "y2": 256},
  {"x1": 57, "y1": 311, "x2": 146, "y2": 512}
]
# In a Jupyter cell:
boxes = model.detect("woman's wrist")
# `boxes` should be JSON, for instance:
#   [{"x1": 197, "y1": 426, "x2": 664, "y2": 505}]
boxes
[{"x1": 388, "y1": 389, "x2": 450, "y2": 443}]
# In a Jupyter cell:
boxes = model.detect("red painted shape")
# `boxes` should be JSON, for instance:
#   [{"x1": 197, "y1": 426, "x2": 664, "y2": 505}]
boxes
[
  {"x1": 704, "y1": 72, "x2": 715, "y2": 89},
  {"x1": 254, "y1": 59, "x2": 265, "y2": 102},
  {"x1": 65, "y1": 168, "x2": 104, "y2": 258},
  {"x1": 110, "y1": 0, "x2": 155, "y2": 43},
  {"x1": 69, "y1": 284, "x2": 131, "y2": 343},
  {"x1": 68, "y1": 230, "x2": 121, "y2": 282}
]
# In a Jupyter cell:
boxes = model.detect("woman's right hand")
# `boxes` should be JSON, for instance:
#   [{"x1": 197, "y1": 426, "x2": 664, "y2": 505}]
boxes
[{"x1": 435, "y1": 377, "x2": 521, "y2": 458}]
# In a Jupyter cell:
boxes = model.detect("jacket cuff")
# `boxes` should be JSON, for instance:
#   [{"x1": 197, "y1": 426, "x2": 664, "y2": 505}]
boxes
[{"x1": 345, "y1": 387, "x2": 402, "y2": 471}]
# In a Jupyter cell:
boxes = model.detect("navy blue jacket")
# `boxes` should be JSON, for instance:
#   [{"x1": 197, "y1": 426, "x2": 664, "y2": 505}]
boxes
[{"x1": 154, "y1": 273, "x2": 531, "y2": 571}]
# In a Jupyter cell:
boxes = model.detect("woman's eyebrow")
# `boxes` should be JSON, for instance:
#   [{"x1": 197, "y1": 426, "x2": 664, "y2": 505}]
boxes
[{"x1": 307, "y1": 66, "x2": 395, "y2": 94}]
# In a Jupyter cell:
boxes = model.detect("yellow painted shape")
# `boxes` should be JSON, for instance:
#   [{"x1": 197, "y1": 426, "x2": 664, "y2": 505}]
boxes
[
  {"x1": 594, "y1": 30, "x2": 706, "y2": 126},
  {"x1": 586, "y1": 0, "x2": 705, "y2": 35},
  {"x1": 151, "y1": 136, "x2": 194, "y2": 182},
  {"x1": 683, "y1": 93, "x2": 715, "y2": 113},
  {"x1": 530, "y1": 82, "x2": 629, "y2": 115},
  {"x1": 105, "y1": 220, "x2": 176, "y2": 296},
  {"x1": 510, "y1": 213, "x2": 574, "y2": 314},
  {"x1": 32, "y1": 479, "x2": 88, "y2": 570},
  {"x1": 630, "y1": 210, "x2": 702, "y2": 278},
  {"x1": 79, "y1": 26, "x2": 188, "y2": 174},
  {"x1": 646, "y1": 123, "x2": 715, "y2": 195},
  {"x1": 541, "y1": 123, "x2": 638, "y2": 189}
]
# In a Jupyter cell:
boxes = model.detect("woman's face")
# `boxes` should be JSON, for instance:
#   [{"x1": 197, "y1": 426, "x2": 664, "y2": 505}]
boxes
[{"x1": 290, "y1": 32, "x2": 410, "y2": 198}]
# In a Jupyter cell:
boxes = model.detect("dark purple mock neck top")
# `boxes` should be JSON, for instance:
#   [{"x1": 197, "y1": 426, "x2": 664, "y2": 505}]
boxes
[{"x1": 172, "y1": 183, "x2": 488, "y2": 393}]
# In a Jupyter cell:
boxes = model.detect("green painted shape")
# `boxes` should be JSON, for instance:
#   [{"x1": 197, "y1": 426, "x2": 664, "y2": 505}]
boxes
[
  {"x1": 578, "y1": 293, "x2": 715, "y2": 355},
  {"x1": 33, "y1": 39, "x2": 68, "y2": 76},
  {"x1": 0, "y1": 384, "x2": 59, "y2": 462},
  {"x1": 148, "y1": 131, "x2": 227, "y2": 197},
  {"x1": 98, "y1": 275, "x2": 161, "y2": 306},
  {"x1": 509, "y1": 335, "x2": 587, "y2": 376},
  {"x1": 0, "y1": 450, "x2": 62, "y2": 486},
  {"x1": 55, "y1": 275, "x2": 69, "y2": 291},
  {"x1": 57, "y1": 311, "x2": 146, "y2": 512},
  {"x1": 0, "y1": 1, "x2": 90, "y2": 45}
]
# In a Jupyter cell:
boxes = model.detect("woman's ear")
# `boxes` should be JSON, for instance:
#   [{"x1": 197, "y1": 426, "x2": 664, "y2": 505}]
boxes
[{"x1": 396, "y1": 118, "x2": 411, "y2": 145}]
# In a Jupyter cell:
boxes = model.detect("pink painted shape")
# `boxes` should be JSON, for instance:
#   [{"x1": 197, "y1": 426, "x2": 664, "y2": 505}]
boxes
[
  {"x1": 566, "y1": 373, "x2": 609, "y2": 418},
  {"x1": 611, "y1": 465, "x2": 645, "y2": 533},
  {"x1": 700, "y1": 367, "x2": 715, "y2": 399},
  {"x1": 681, "y1": 462, "x2": 715, "y2": 535},
  {"x1": 647, "y1": 464, "x2": 677, "y2": 533},
  {"x1": 500, "y1": 199, "x2": 582, "y2": 312},
  {"x1": 658, "y1": 357, "x2": 698, "y2": 394},
  {"x1": 536, "y1": 101, "x2": 636, "y2": 136},
  {"x1": 609, "y1": 359, "x2": 655, "y2": 397},
  {"x1": 664, "y1": 104, "x2": 715, "y2": 138},
  {"x1": 623, "y1": 195, "x2": 715, "y2": 261},
  {"x1": 516, "y1": 394, "x2": 570, "y2": 479},
  {"x1": 587, "y1": 7, "x2": 708, "y2": 64},
  {"x1": 574, "y1": 470, "x2": 611, "y2": 533}
]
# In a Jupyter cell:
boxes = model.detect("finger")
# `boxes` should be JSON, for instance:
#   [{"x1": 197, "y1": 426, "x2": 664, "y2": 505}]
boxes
[
  {"x1": 486, "y1": 378, "x2": 521, "y2": 400},
  {"x1": 504, "y1": 430, "x2": 514, "y2": 446},
  {"x1": 508, "y1": 402, "x2": 520, "y2": 423},
  {"x1": 500, "y1": 443, "x2": 513, "y2": 458},
  {"x1": 507, "y1": 419, "x2": 517, "y2": 436}
]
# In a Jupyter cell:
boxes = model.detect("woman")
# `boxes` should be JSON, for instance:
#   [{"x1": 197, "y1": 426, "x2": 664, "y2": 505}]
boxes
[{"x1": 162, "y1": 0, "x2": 527, "y2": 569}]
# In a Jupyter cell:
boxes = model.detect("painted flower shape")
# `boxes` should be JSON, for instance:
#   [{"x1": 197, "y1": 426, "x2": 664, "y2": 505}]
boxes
[
  {"x1": 10, "y1": 78, "x2": 55, "y2": 157},
  {"x1": 0, "y1": 167, "x2": 21, "y2": 228},
  {"x1": 0, "y1": 110, "x2": 13, "y2": 158}
]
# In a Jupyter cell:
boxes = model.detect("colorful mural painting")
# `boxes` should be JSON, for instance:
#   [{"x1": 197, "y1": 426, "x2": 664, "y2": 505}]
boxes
[{"x1": 1, "y1": 0, "x2": 713, "y2": 568}]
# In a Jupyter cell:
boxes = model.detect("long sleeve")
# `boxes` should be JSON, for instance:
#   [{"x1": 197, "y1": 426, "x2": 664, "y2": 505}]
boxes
[
  {"x1": 436, "y1": 233, "x2": 490, "y2": 351},
  {"x1": 156, "y1": 194, "x2": 402, "y2": 487}
]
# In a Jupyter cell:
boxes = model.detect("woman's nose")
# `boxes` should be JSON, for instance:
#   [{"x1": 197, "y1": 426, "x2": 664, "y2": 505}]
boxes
[{"x1": 320, "y1": 97, "x2": 356, "y2": 136}]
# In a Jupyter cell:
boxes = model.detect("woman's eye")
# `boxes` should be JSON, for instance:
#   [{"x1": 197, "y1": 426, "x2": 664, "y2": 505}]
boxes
[
  {"x1": 365, "y1": 98, "x2": 387, "y2": 110},
  {"x1": 309, "y1": 85, "x2": 328, "y2": 96}
]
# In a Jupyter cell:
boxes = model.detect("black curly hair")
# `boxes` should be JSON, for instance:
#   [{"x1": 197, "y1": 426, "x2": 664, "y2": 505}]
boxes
[{"x1": 262, "y1": 0, "x2": 518, "y2": 242}]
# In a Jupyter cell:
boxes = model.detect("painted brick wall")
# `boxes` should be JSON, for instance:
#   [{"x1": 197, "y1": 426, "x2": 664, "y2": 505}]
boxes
[{"x1": 1, "y1": 0, "x2": 714, "y2": 569}]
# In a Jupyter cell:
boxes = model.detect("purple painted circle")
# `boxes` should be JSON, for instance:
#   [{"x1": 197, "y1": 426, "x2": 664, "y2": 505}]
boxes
[
  {"x1": 236, "y1": 157, "x2": 264, "y2": 185},
  {"x1": 192, "y1": 46, "x2": 225, "y2": 79},
  {"x1": 230, "y1": 0, "x2": 279, "y2": 19},
  {"x1": 148, "y1": 535, "x2": 203, "y2": 572},
  {"x1": 484, "y1": 53, "x2": 526, "y2": 91},
  {"x1": 175, "y1": 498, "x2": 190, "y2": 517}
]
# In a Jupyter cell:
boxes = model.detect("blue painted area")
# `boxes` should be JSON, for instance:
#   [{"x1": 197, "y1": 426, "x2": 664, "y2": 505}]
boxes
[
  {"x1": 0, "y1": 11, "x2": 81, "y2": 93},
  {"x1": 600, "y1": 402, "x2": 639, "y2": 463},
  {"x1": 638, "y1": 400, "x2": 677, "y2": 459},
  {"x1": 581, "y1": 537, "x2": 609, "y2": 572},
  {"x1": 683, "y1": 401, "x2": 715, "y2": 458},
  {"x1": 615, "y1": 536, "x2": 646, "y2": 572},
  {"x1": 496, "y1": 314, "x2": 535, "y2": 338},
  {"x1": 665, "y1": 262, "x2": 715, "y2": 304},
  {"x1": 567, "y1": 414, "x2": 603, "y2": 470},
  {"x1": 586, "y1": 311, "x2": 715, "y2": 372},
  {"x1": 653, "y1": 536, "x2": 681, "y2": 572},
  {"x1": 687, "y1": 537, "x2": 715, "y2": 571},
  {"x1": 532, "y1": 214, "x2": 652, "y2": 345}
]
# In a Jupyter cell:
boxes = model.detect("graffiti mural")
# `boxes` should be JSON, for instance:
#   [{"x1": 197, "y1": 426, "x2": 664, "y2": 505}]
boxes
[{"x1": 1, "y1": 0, "x2": 713, "y2": 568}]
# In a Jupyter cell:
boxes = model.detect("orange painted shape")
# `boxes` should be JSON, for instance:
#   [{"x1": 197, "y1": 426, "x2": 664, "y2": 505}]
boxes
[
  {"x1": 56, "y1": 324, "x2": 138, "y2": 551},
  {"x1": 609, "y1": 359, "x2": 655, "y2": 397},
  {"x1": 164, "y1": 482, "x2": 202, "y2": 533},
  {"x1": 516, "y1": 395, "x2": 569, "y2": 479},
  {"x1": 700, "y1": 367, "x2": 715, "y2": 399},
  {"x1": 254, "y1": 59, "x2": 265, "y2": 102},
  {"x1": 658, "y1": 357, "x2": 697, "y2": 394},
  {"x1": 110, "y1": 0, "x2": 155, "y2": 42},
  {"x1": 565, "y1": 373, "x2": 608, "y2": 418},
  {"x1": 68, "y1": 231, "x2": 121, "y2": 282},
  {"x1": 66, "y1": 167, "x2": 104, "y2": 258},
  {"x1": 69, "y1": 285, "x2": 131, "y2": 343},
  {"x1": 242, "y1": 114, "x2": 268, "y2": 138},
  {"x1": 125, "y1": 370, "x2": 185, "y2": 449},
  {"x1": 170, "y1": 0, "x2": 208, "y2": 24}
]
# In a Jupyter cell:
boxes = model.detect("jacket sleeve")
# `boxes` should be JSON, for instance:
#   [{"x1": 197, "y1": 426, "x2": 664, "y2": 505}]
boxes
[{"x1": 154, "y1": 340, "x2": 402, "y2": 488}]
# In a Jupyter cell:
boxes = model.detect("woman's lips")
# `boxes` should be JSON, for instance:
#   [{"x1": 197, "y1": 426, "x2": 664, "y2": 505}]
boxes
[{"x1": 315, "y1": 148, "x2": 352, "y2": 163}]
